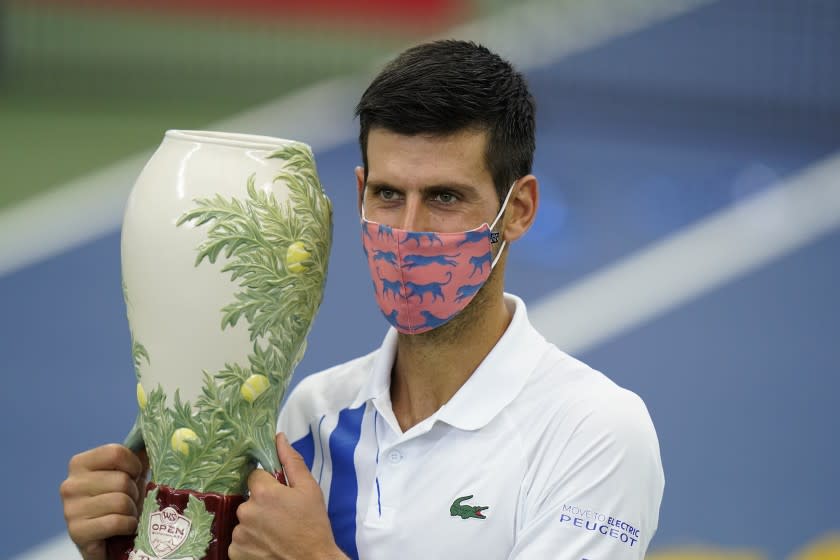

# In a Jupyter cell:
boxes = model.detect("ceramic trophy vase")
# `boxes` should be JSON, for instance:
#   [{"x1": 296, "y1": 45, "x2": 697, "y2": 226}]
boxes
[{"x1": 109, "y1": 130, "x2": 332, "y2": 560}]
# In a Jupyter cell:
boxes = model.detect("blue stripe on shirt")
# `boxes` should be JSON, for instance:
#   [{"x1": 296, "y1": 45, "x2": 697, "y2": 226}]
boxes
[
  {"x1": 328, "y1": 405, "x2": 366, "y2": 560},
  {"x1": 317, "y1": 414, "x2": 327, "y2": 485},
  {"x1": 291, "y1": 427, "x2": 315, "y2": 471}
]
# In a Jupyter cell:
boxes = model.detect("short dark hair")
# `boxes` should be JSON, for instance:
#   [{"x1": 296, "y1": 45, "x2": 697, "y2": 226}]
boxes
[{"x1": 355, "y1": 39, "x2": 536, "y2": 204}]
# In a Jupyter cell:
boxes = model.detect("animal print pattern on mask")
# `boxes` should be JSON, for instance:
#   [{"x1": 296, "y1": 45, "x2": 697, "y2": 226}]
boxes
[{"x1": 362, "y1": 221, "x2": 497, "y2": 334}]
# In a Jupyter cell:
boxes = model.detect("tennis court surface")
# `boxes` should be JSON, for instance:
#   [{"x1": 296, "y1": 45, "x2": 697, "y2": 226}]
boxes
[{"x1": 2, "y1": 1, "x2": 838, "y2": 558}]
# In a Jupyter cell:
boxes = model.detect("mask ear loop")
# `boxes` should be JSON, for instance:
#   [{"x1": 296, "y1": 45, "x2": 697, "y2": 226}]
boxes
[
  {"x1": 360, "y1": 186, "x2": 369, "y2": 222},
  {"x1": 489, "y1": 181, "x2": 518, "y2": 268}
]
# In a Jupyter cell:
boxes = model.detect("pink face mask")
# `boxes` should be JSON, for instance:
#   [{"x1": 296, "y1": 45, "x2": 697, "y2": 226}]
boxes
[{"x1": 361, "y1": 184, "x2": 515, "y2": 334}]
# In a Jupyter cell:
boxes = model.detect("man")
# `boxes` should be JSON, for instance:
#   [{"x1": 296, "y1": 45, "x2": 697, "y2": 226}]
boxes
[{"x1": 61, "y1": 40, "x2": 663, "y2": 559}]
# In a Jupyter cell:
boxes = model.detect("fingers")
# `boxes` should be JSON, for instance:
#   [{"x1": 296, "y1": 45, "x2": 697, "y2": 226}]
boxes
[
  {"x1": 64, "y1": 492, "x2": 139, "y2": 554},
  {"x1": 62, "y1": 444, "x2": 145, "y2": 557},
  {"x1": 229, "y1": 524, "x2": 257, "y2": 560},
  {"x1": 66, "y1": 511, "x2": 138, "y2": 545},
  {"x1": 65, "y1": 491, "x2": 139, "y2": 521},
  {"x1": 246, "y1": 468, "x2": 280, "y2": 500},
  {"x1": 275, "y1": 432, "x2": 309, "y2": 489},
  {"x1": 136, "y1": 448, "x2": 150, "y2": 479},
  {"x1": 69, "y1": 444, "x2": 145, "y2": 480},
  {"x1": 236, "y1": 441, "x2": 339, "y2": 560},
  {"x1": 76, "y1": 540, "x2": 106, "y2": 560},
  {"x1": 61, "y1": 470, "x2": 140, "y2": 503}
]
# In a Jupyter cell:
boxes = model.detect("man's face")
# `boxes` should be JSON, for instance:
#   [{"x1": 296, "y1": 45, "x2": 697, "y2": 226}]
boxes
[{"x1": 357, "y1": 128, "x2": 501, "y2": 233}]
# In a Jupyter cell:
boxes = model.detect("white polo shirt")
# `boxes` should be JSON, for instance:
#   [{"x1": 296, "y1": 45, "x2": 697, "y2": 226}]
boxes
[{"x1": 278, "y1": 293, "x2": 664, "y2": 559}]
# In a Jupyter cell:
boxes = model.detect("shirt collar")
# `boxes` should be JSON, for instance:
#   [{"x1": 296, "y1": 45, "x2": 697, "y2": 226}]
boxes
[
  {"x1": 350, "y1": 327, "x2": 398, "y2": 409},
  {"x1": 351, "y1": 293, "x2": 548, "y2": 431}
]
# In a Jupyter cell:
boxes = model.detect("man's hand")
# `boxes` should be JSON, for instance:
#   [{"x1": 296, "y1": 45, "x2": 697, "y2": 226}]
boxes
[
  {"x1": 60, "y1": 444, "x2": 149, "y2": 560},
  {"x1": 229, "y1": 433, "x2": 348, "y2": 560}
]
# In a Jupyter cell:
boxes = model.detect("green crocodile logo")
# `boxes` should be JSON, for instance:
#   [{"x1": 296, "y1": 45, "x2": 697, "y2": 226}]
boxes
[{"x1": 450, "y1": 495, "x2": 489, "y2": 520}]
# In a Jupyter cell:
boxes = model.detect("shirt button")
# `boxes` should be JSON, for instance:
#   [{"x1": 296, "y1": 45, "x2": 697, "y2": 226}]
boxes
[{"x1": 387, "y1": 449, "x2": 403, "y2": 464}]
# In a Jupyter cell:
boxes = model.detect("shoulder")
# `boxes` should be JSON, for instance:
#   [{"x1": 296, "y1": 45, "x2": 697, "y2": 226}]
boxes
[
  {"x1": 500, "y1": 297, "x2": 659, "y2": 456},
  {"x1": 525, "y1": 345, "x2": 657, "y2": 439},
  {"x1": 508, "y1": 294, "x2": 656, "y2": 437},
  {"x1": 515, "y1": 344, "x2": 663, "y2": 490},
  {"x1": 513, "y1": 346, "x2": 664, "y2": 548},
  {"x1": 277, "y1": 350, "x2": 376, "y2": 441}
]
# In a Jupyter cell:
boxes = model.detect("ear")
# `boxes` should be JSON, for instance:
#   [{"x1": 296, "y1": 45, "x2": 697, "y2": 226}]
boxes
[
  {"x1": 502, "y1": 174, "x2": 539, "y2": 243},
  {"x1": 355, "y1": 166, "x2": 365, "y2": 215}
]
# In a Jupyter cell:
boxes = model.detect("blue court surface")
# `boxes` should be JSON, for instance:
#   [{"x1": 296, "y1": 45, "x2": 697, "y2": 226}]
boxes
[{"x1": 2, "y1": 1, "x2": 838, "y2": 557}]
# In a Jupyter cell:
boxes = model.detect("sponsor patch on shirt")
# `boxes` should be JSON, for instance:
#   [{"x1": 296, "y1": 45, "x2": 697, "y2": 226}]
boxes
[{"x1": 560, "y1": 503, "x2": 641, "y2": 548}]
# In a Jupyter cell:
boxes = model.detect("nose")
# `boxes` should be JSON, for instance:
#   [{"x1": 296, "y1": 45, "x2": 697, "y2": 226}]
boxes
[
  {"x1": 362, "y1": 188, "x2": 431, "y2": 231},
  {"x1": 399, "y1": 195, "x2": 424, "y2": 231}
]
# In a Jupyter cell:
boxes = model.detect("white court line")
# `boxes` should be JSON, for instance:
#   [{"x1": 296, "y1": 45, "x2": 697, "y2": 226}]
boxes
[
  {"x1": 530, "y1": 151, "x2": 840, "y2": 354},
  {"x1": 7, "y1": 1, "x2": 720, "y2": 558},
  {"x1": 0, "y1": 75, "x2": 367, "y2": 280}
]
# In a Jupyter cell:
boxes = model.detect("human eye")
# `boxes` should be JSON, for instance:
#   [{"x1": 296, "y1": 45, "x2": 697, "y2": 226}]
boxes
[
  {"x1": 431, "y1": 190, "x2": 459, "y2": 205},
  {"x1": 376, "y1": 188, "x2": 401, "y2": 202}
]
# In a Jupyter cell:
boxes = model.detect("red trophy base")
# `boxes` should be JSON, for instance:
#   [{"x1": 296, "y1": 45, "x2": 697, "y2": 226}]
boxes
[{"x1": 107, "y1": 472, "x2": 285, "y2": 560}]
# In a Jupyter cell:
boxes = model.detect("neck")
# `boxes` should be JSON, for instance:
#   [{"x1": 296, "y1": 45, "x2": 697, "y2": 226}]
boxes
[{"x1": 390, "y1": 278, "x2": 511, "y2": 432}]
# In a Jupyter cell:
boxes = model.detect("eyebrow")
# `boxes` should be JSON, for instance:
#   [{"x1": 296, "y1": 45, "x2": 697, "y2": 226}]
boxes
[{"x1": 366, "y1": 181, "x2": 482, "y2": 197}]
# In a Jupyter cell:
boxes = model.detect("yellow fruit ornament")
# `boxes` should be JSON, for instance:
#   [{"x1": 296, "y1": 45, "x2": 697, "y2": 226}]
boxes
[
  {"x1": 136, "y1": 382, "x2": 147, "y2": 409},
  {"x1": 171, "y1": 427, "x2": 199, "y2": 456},
  {"x1": 241, "y1": 374, "x2": 271, "y2": 403},
  {"x1": 286, "y1": 241, "x2": 310, "y2": 274}
]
